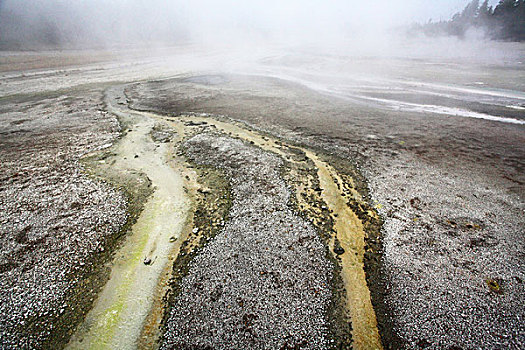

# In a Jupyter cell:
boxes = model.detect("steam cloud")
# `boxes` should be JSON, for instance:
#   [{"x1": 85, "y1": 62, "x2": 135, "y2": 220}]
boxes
[{"x1": 0, "y1": 0, "x2": 509, "y2": 62}]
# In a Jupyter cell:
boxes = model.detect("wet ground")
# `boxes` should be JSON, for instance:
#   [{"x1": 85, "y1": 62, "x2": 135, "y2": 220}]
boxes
[
  {"x1": 0, "y1": 87, "x2": 128, "y2": 348},
  {"x1": 0, "y1": 48, "x2": 524, "y2": 349},
  {"x1": 66, "y1": 86, "x2": 190, "y2": 349},
  {"x1": 128, "y1": 69, "x2": 525, "y2": 349},
  {"x1": 162, "y1": 132, "x2": 332, "y2": 349}
]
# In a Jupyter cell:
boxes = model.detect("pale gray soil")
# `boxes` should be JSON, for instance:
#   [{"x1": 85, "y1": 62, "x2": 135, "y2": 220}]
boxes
[
  {"x1": 0, "y1": 49, "x2": 524, "y2": 349},
  {"x1": 0, "y1": 89, "x2": 127, "y2": 347},
  {"x1": 370, "y1": 149, "x2": 525, "y2": 349},
  {"x1": 128, "y1": 70, "x2": 525, "y2": 349},
  {"x1": 161, "y1": 133, "x2": 332, "y2": 349}
]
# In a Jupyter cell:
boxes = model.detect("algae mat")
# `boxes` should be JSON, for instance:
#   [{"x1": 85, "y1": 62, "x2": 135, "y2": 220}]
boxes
[{"x1": 67, "y1": 87, "x2": 190, "y2": 349}]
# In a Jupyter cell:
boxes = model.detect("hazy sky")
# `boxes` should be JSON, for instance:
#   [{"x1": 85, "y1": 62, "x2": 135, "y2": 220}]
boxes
[
  {"x1": 0, "y1": 0, "x2": 504, "y2": 48},
  {"x1": 396, "y1": 0, "x2": 500, "y2": 21}
]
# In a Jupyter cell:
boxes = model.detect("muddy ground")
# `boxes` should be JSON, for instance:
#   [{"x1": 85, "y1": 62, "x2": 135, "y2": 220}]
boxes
[{"x1": 0, "y1": 50, "x2": 524, "y2": 349}]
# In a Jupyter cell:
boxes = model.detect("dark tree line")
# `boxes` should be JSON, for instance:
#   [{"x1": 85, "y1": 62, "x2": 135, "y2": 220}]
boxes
[{"x1": 412, "y1": 0, "x2": 525, "y2": 41}]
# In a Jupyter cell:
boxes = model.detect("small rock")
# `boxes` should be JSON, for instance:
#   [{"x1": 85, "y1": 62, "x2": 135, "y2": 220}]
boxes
[
  {"x1": 334, "y1": 246, "x2": 345, "y2": 255},
  {"x1": 486, "y1": 278, "x2": 503, "y2": 294}
]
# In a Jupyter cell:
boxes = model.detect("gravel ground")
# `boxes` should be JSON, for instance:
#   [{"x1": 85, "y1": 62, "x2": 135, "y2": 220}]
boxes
[
  {"x1": 0, "y1": 90, "x2": 127, "y2": 348},
  {"x1": 368, "y1": 151, "x2": 525, "y2": 349},
  {"x1": 1, "y1": 50, "x2": 523, "y2": 349},
  {"x1": 128, "y1": 71, "x2": 525, "y2": 349},
  {"x1": 161, "y1": 133, "x2": 332, "y2": 349}
]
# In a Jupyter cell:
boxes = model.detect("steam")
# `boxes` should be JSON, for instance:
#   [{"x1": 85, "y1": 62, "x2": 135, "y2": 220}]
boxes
[{"x1": 0, "y1": 0, "x2": 512, "y2": 62}]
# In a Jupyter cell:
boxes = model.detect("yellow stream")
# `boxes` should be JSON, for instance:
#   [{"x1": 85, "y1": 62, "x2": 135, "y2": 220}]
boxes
[
  {"x1": 155, "y1": 112, "x2": 382, "y2": 350},
  {"x1": 69, "y1": 100, "x2": 381, "y2": 349}
]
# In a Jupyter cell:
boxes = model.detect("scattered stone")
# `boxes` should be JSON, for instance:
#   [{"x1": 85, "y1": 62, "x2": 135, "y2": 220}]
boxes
[{"x1": 0, "y1": 89, "x2": 126, "y2": 348}]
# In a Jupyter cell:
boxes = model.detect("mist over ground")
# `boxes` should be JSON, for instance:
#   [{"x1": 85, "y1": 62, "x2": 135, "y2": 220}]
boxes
[{"x1": 1, "y1": 0, "x2": 514, "y2": 62}]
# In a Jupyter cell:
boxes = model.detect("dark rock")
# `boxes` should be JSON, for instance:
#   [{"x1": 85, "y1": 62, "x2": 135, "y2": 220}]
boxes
[
  {"x1": 486, "y1": 278, "x2": 503, "y2": 294},
  {"x1": 334, "y1": 246, "x2": 345, "y2": 255},
  {"x1": 410, "y1": 197, "x2": 421, "y2": 209},
  {"x1": 186, "y1": 121, "x2": 207, "y2": 127},
  {"x1": 417, "y1": 338, "x2": 432, "y2": 348}
]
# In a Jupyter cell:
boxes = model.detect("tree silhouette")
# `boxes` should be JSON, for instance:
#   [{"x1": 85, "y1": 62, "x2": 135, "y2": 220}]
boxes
[{"x1": 416, "y1": 0, "x2": 525, "y2": 41}]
